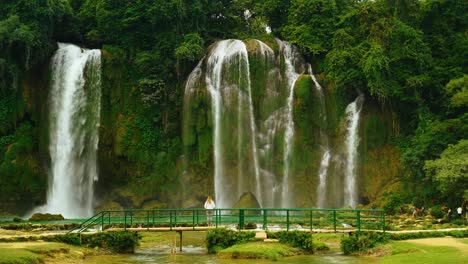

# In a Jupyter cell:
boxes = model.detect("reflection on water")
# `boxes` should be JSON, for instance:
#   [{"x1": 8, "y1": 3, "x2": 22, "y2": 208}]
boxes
[{"x1": 85, "y1": 245, "x2": 378, "y2": 264}]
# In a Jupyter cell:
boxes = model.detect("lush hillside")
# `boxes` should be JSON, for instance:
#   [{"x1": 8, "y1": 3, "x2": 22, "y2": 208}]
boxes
[{"x1": 0, "y1": 0, "x2": 466, "y2": 215}]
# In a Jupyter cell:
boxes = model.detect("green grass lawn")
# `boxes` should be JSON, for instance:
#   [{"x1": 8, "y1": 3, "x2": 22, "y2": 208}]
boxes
[
  {"x1": 379, "y1": 239, "x2": 467, "y2": 264},
  {"x1": 218, "y1": 241, "x2": 302, "y2": 260},
  {"x1": 0, "y1": 248, "x2": 43, "y2": 264},
  {"x1": 0, "y1": 242, "x2": 90, "y2": 264}
]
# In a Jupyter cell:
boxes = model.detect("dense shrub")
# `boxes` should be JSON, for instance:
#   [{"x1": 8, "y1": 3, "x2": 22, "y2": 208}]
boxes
[
  {"x1": 0, "y1": 223, "x2": 33, "y2": 231},
  {"x1": 450, "y1": 219, "x2": 466, "y2": 226},
  {"x1": 45, "y1": 234, "x2": 81, "y2": 246},
  {"x1": 12, "y1": 217, "x2": 24, "y2": 222},
  {"x1": 429, "y1": 206, "x2": 445, "y2": 219},
  {"x1": 81, "y1": 231, "x2": 140, "y2": 253},
  {"x1": 341, "y1": 232, "x2": 390, "y2": 254},
  {"x1": 206, "y1": 228, "x2": 255, "y2": 253},
  {"x1": 267, "y1": 231, "x2": 313, "y2": 252}
]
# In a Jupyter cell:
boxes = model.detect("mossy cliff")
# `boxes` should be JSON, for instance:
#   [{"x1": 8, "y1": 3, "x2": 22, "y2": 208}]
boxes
[
  {"x1": 291, "y1": 71, "x2": 402, "y2": 207},
  {"x1": 0, "y1": 61, "x2": 50, "y2": 215},
  {"x1": 184, "y1": 39, "x2": 403, "y2": 208},
  {"x1": 1, "y1": 39, "x2": 403, "y2": 215},
  {"x1": 95, "y1": 45, "x2": 185, "y2": 210}
]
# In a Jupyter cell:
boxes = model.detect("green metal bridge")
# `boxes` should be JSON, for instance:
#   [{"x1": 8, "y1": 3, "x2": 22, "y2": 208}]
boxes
[{"x1": 68, "y1": 208, "x2": 385, "y2": 234}]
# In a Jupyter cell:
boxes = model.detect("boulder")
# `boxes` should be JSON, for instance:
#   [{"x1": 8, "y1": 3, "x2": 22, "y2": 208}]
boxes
[
  {"x1": 29, "y1": 213, "x2": 64, "y2": 221},
  {"x1": 233, "y1": 192, "x2": 261, "y2": 215},
  {"x1": 233, "y1": 192, "x2": 260, "y2": 208}
]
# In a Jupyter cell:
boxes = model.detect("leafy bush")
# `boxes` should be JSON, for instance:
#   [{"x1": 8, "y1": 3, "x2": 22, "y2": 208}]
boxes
[
  {"x1": 382, "y1": 193, "x2": 405, "y2": 215},
  {"x1": 448, "y1": 230, "x2": 465, "y2": 238},
  {"x1": 206, "y1": 228, "x2": 255, "y2": 253},
  {"x1": 429, "y1": 205, "x2": 445, "y2": 219},
  {"x1": 13, "y1": 217, "x2": 24, "y2": 222},
  {"x1": 0, "y1": 223, "x2": 33, "y2": 231},
  {"x1": 341, "y1": 232, "x2": 389, "y2": 254},
  {"x1": 45, "y1": 234, "x2": 81, "y2": 246},
  {"x1": 267, "y1": 231, "x2": 313, "y2": 252},
  {"x1": 81, "y1": 231, "x2": 140, "y2": 253},
  {"x1": 450, "y1": 219, "x2": 466, "y2": 226}
]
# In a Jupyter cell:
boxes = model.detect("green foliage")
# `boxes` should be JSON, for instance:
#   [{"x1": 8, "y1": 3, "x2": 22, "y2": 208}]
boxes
[
  {"x1": 47, "y1": 234, "x2": 81, "y2": 246},
  {"x1": 445, "y1": 75, "x2": 468, "y2": 110},
  {"x1": 0, "y1": 0, "x2": 74, "y2": 93},
  {"x1": 281, "y1": 0, "x2": 338, "y2": 55},
  {"x1": 13, "y1": 217, "x2": 24, "y2": 223},
  {"x1": 266, "y1": 231, "x2": 313, "y2": 252},
  {"x1": 424, "y1": 140, "x2": 468, "y2": 199},
  {"x1": 0, "y1": 121, "x2": 46, "y2": 214},
  {"x1": 205, "y1": 228, "x2": 255, "y2": 253},
  {"x1": 429, "y1": 205, "x2": 444, "y2": 219},
  {"x1": 341, "y1": 232, "x2": 389, "y2": 255},
  {"x1": 175, "y1": 34, "x2": 204, "y2": 62},
  {"x1": 81, "y1": 231, "x2": 140, "y2": 253},
  {"x1": 382, "y1": 192, "x2": 406, "y2": 215}
]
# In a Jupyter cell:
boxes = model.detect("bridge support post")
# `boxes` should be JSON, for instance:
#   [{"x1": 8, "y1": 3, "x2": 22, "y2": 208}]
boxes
[
  {"x1": 239, "y1": 209, "x2": 245, "y2": 230},
  {"x1": 333, "y1": 210, "x2": 337, "y2": 233},
  {"x1": 177, "y1": 231, "x2": 183, "y2": 252}
]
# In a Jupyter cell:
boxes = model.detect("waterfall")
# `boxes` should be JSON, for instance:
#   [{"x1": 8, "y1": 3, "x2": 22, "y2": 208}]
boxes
[
  {"x1": 205, "y1": 40, "x2": 261, "y2": 207},
  {"x1": 344, "y1": 95, "x2": 364, "y2": 208},
  {"x1": 308, "y1": 65, "x2": 331, "y2": 208},
  {"x1": 279, "y1": 40, "x2": 300, "y2": 208},
  {"x1": 184, "y1": 39, "x2": 304, "y2": 208},
  {"x1": 36, "y1": 43, "x2": 101, "y2": 218}
]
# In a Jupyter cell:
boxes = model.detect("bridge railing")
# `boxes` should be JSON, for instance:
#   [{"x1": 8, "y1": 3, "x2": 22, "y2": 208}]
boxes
[{"x1": 69, "y1": 208, "x2": 385, "y2": 234}]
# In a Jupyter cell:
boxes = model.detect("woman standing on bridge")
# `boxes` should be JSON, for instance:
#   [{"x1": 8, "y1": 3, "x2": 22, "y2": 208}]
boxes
[{"x1": 204, "y1": 196, "x2": 216, "y2": 226}]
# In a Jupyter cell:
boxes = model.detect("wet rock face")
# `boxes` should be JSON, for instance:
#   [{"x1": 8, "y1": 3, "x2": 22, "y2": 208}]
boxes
[
  {"x1": 233, "y1": 192, "x2": 261, "y2": 209},
  {"x1": 183, "y1": 39, "x2": 400, "y2": 208}
]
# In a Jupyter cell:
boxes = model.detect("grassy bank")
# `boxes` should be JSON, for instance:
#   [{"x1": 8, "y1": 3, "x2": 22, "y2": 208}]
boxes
[
  {"x1": 0, "y1": 241, "x2": 95, "y2": 264},
  {"x1": 218, "y1": 241, "x2": 301, "y2": 260},
  {"x1": 379, "y1": 238, "x2": 468, "y2": 264}
]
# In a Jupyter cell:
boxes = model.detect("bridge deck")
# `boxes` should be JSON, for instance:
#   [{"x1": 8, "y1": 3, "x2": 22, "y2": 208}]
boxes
[
  {"x1": 106, "y1": 226, "x2": 218, "y2": 232},
  {"x1": 104, "y1": 226, "x2": 364, "y2": 233},
  {"x1": 68, "y1": 208, "x2": 386, "y2": 234}
]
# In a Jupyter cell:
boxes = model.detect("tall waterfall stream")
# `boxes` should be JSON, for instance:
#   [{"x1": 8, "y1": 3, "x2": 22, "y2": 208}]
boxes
[{"x1": 35, "y1": 43, "x2": 101, "y2": 218}]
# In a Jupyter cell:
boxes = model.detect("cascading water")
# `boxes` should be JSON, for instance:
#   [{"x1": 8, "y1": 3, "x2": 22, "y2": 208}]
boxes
[
  {"x1": 183, "y1": 39, "x2": 304, "y2": 208},
  {"x1": 36, "y1": 43, "x2": 101, "y2": 218},
  {"x1": 279, "y1": 40, "x2": 300, "y2": 208},
  {"x1": 204, "y1": 39, "x2": 261, "y2": 207},
  {"x1": 308, "y1": 65, "x2": 331, "y2": 208},
  {"x1": 344, "y1": 95, "x2": 364, "y2": 208}
]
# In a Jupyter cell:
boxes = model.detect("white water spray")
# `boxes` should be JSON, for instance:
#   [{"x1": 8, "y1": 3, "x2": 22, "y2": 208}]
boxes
[
  {"x1": 205, "y1": 40, "x2": 261, "y2": 207},
  {"x1": 279, "y1": 40, "x2": 300, "y2": 208},
  {"x1": 344, "y1": 95, "x2": 364, "y2": 208},
  {"x1": 36, "y1": 43, "x2": 101, "y2": 218},
  {"x1": 308, "y1": 65, "x2": 331, "y2": 208}
]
